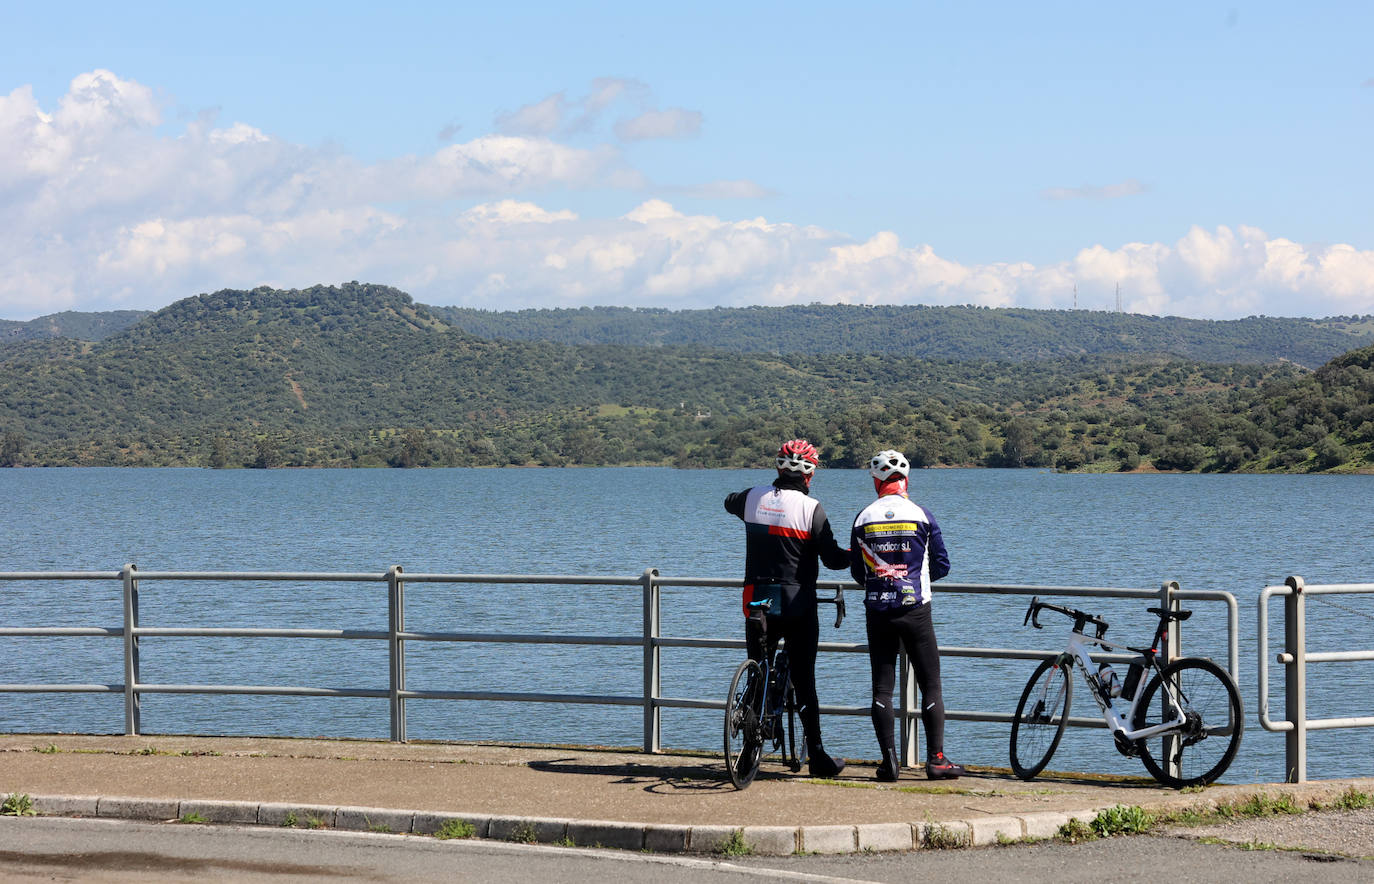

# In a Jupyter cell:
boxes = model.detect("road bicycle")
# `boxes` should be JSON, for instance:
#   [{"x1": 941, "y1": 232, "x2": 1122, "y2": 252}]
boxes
[
  {"x1": 1009, "y1": 597, "x2": 1243, "y2": 788},
  {"x1": 723, "y1": 589, "x2": 845, "y2": 789}
]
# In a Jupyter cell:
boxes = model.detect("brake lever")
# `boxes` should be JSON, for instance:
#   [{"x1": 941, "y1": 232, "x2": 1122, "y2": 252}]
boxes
[
  {"x1": 833, "y1": 591, "x2": 845, "y2": 628},
  {"x1": 1024, "y1": 596, "x2": 1039, "y2": 628}
]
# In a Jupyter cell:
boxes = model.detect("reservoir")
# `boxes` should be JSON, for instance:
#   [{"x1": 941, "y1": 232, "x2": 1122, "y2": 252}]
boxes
[{"x1": 2, "y1": 466, "x2": 1372, "y2": 782}]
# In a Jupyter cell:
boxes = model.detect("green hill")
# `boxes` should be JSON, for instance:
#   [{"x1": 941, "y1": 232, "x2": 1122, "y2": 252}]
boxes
[
  {"x1": 2, "y1": 282, "x2": 1368, "y2": 473},
  {"x1": 428, "y1": 303, "x2": 1374, "y2": 369},
  {"x1": 0, "y1": 309, "x2": 150, "y2": 345}
]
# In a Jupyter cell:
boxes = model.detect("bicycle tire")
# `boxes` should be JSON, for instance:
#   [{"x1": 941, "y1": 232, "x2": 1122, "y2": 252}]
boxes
[
  {"x1": 1133, "y1": 657, "x2": 1243, "y2": 788},
  {"x1": 724, "y1": 659, "x2": 764, "y2": 789},
  {"x1": 1010, "y1": 657, "x2": 1073, "y2": 780}
]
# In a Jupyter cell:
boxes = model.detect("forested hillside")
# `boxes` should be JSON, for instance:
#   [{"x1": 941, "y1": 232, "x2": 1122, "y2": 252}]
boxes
[
  {"x1": 429, "y1": 303, "x2": 1374, "y2": 369},
  {"x1": 0, "y1": 283, "x2": 1370, "y2": 473},
  {"x1": 0, "y1": 309, "x2": 149, "y2": 346}
]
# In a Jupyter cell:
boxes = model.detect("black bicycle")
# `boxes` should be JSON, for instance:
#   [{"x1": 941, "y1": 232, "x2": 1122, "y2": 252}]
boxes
[{"x1": 723, "y1": 589, "x2": 844, "y2": 789}]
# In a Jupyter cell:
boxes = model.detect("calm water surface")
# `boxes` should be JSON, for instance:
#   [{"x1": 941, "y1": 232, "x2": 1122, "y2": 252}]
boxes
[{"x1": 2, "y1": 467, "x2": 1372, "y2": 782}]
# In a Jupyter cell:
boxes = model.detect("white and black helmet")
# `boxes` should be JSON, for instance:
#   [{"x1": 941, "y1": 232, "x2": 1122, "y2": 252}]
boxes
[{"x1": 869, "y1": 449, "x2": 909, "y2": 480}]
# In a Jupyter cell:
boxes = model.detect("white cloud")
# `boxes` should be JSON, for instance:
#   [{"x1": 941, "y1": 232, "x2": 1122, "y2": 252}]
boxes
[
  {"x1": 2, "y1": 70, "x2": 1373, "y2": 322},
  {"x1": 614, "y1": 108, "x2": 703, "y2": 141}
]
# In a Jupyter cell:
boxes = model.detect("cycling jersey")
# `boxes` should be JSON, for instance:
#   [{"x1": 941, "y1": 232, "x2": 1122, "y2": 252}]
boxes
[
  {"x1": 724, "y1": 473, "x2": 849, "y2": 617},
  {"x1": 849, "y1": 494, "x2": 949, "y2": 611}
]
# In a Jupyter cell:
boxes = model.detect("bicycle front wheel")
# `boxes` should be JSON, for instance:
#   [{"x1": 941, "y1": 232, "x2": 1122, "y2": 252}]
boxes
[
  {"x1": 1133, "y1": 657, "x2": 1243, "y2": 788},
  {"x1": 1010, "y1": 657, "x2": 1073, "y2": 780},
  {"x1": 724, "y1": 659, "x2": 764, "y2": 789}
]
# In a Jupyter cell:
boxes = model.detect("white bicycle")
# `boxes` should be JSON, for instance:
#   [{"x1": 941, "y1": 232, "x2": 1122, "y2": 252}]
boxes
[{"x1": 1010, "y1": 598, "x2": 1243, "y2": 788}]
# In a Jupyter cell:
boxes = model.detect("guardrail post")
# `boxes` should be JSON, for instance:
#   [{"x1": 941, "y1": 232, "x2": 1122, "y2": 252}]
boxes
[
  {"x1": 387, "y1": 565, "x2": 406, "y2": 743},
  {"x1": 642, "y1": 568, "x2": 661, "y2": 753},
  {"x1": 1160, "y1": 580, "x2": 1181, "y2": 782},
  {"x1": 1284, "y1": 575, "x2": 1306, "y2": 783},
  {"x1": 121, "y1": 563, "x2": 141, "y2": 735},
  {"x1": 899, "y1": 650, "x2": 918, "y2": 768}
]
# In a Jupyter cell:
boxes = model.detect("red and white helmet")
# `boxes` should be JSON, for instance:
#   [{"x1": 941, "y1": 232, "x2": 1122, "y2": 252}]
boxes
[
  {"x1": 776, "y1": 439, "x2": 819, "y2": 476},
  {"x1": 869, "y1": 449, "x2": 909, "y2": 480}
]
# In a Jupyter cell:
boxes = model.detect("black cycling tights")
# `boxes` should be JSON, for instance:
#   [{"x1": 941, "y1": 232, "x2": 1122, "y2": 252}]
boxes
[
  {"x1": 746, "y1": 611, "x2": 823, "y2": 746},
  {"x1": 866, "y1": 603, "x2": 945, "y2": 759}
]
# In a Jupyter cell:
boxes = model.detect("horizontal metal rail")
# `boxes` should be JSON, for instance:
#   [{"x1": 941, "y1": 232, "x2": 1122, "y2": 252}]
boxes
[{"x1": 0, "y1": 567, "x2": 1236, "y2": 771}]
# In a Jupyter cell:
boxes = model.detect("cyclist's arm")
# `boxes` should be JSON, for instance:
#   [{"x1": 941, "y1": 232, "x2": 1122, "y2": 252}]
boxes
[
  {"x1": 923, "y1": 508, "x2": 951, "y2": 582},
  {"x1": 810, "y1": 503, "x2": 850, "y2": 570},
  {"x1": 723, "y1": 490, "x2": 748, "y2": 520},
  {"x1": 848, "y1": 518, "x2": 866, "y2": 585}
]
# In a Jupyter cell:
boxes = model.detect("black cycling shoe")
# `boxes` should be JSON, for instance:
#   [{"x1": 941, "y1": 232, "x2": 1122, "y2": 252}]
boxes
[
  {"x1": 807, "y1": 746, "x2": 846, "y2": 778},
  {"x1": 874, "y1": 751, "x2": 899, "y2": 782},
  {"x1": 925, "y1": 751, "x2": 965, "y2": 780}
]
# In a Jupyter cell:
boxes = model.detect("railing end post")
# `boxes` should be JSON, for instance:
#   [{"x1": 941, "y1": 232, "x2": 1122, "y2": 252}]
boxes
[
  {"x1": 642, "y1": 567, "x2": 661, "y2": 754},
  {"x1": 1285, "y1": 575, "x2": 1305, "y2": 593}
]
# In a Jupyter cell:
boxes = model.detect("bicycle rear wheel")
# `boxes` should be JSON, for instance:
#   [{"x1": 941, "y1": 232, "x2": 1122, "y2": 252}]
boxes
[
  {"x1": 724, "y1": 659, "x2": 764, "y2": 789},
  {"x1": 1133, "y1": 657, "x2": 1243, "y2": 788},
  {"x1": 1010, "y1": 657, "x2": 1073, "y2": 780}
]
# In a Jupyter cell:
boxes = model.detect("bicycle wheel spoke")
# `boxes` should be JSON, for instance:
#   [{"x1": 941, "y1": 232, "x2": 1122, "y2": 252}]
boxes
[
  {"x1": 1010, "y1": 658, "x2": 1072, "y2": 780},
  {"x1": 724, "y1": 660, "x2": 765, "y2": 789},
  {"x1": 1133, "y1": 658, "x2": 1243, "y2": 788}
]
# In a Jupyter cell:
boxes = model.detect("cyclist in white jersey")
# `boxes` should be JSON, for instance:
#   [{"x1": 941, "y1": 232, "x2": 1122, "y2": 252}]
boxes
[{"x1": 851, "y1": 449, "x2": 965, "y2": 781}]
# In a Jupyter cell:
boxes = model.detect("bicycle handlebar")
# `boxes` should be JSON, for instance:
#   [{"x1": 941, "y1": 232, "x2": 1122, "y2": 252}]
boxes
[
  {"x1": 1023, "y1": 596, "x2": 1109, "y2": 638},
  {"x1": 817, "y1": 589, "x2": 845, "y2": 628}
]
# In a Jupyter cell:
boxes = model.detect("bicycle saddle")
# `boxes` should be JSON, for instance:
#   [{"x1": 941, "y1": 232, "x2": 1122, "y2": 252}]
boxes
[{"x1": 1146, "y1": 607, "x2": 1192, "y2": 622}]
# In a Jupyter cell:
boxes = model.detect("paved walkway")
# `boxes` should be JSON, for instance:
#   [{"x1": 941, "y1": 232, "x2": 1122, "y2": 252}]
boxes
[{"x1": 3, "y1": 734, "x2": 1371, "y2": 856}]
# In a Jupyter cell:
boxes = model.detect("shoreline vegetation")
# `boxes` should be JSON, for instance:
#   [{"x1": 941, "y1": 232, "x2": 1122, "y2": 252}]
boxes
[{"x1": 2, "y1": 283, "x2": 1373, "y2": 474}]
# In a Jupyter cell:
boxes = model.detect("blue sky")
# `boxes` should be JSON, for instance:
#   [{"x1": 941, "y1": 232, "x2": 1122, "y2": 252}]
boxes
[{"x1": 2, "y1": 1, "x2": 1371, "y2": 320}]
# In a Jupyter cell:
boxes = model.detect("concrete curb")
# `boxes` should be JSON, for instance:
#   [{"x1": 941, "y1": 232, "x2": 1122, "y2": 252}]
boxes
[{"x1": 20, "y1": 791, "x2": 1105, "y2": 855}]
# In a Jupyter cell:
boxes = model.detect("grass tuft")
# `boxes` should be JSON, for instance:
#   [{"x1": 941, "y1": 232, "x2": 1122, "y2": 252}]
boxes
[
  {"x1": 1056, "y1": 817, "x2": 1096, "y2": 843},
  {"x1": 1091, "y1": 804, "x2": 1155, "y2": 837},
  {"x1": 718, "y1": 828, "x2": 752, "y2": 857},
  {"x1": 1333, "y1": 787, "x2": 1372, "y2": 811},
  {"x1": 1, "y1": 793, "x2": 37, "y2": 817},
  {"x1": 922, "y1": 822, "x2": 969, "y2": 849},
  {"x1": 435, "y1": 819, "x2": 476, "y2": 840}
]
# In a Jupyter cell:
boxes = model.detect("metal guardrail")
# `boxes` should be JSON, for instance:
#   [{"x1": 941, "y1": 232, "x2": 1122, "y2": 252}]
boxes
[
  {"x1": 0, "y1": 567, "x2": 1237, "y2": 769},
  {"x1": 1258, "y1": 575, "x2": 1374, "y2": 783}
]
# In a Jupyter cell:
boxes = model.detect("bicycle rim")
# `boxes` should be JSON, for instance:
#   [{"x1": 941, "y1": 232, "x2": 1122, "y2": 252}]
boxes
[
  {"x1": 1010, "y1": 658, "x2": 1073, "y2": 780},
  {"x1": 1133, "y1": 657, "x2": 1243, "y2": 788},
  {"x1": 724, "y1": 659, "x2": 764, "y2": 789}
]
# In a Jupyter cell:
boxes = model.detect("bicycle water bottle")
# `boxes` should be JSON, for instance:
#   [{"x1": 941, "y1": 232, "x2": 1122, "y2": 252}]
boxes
[{"x1": 1097, "y1": 662, "x2": 1121, "y2": 698}]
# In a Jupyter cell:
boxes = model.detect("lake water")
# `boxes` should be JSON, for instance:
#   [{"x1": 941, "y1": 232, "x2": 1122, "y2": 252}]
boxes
[{"x1": 3, "y1": 466, "x2": 1373, "y2": 783}]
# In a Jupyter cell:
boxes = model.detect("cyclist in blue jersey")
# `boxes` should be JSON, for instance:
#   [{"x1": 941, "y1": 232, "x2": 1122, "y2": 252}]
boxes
[
  {"x1": 851, "y1": 449, "x2": 965, "y2": 781},
  {"x1": 724, "y1": 438, "x2": 851, "y2": 778}
]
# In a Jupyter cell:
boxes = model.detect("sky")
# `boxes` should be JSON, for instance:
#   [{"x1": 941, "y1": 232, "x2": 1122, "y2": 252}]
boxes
[{"x1": 2, "y1": 1, "x2": 1372, "y2": 322}]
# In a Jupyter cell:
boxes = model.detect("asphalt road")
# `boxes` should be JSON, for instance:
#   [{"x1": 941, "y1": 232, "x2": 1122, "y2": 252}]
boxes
[{"x1": 5, "y1": 814, "x2": 1374, "y2": 884}]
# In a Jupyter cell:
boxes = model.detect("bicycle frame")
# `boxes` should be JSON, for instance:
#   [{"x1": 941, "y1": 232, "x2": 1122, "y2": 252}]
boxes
[{"x1": 1059, "y1": 629, "x2": 1184, "y2": 743}]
